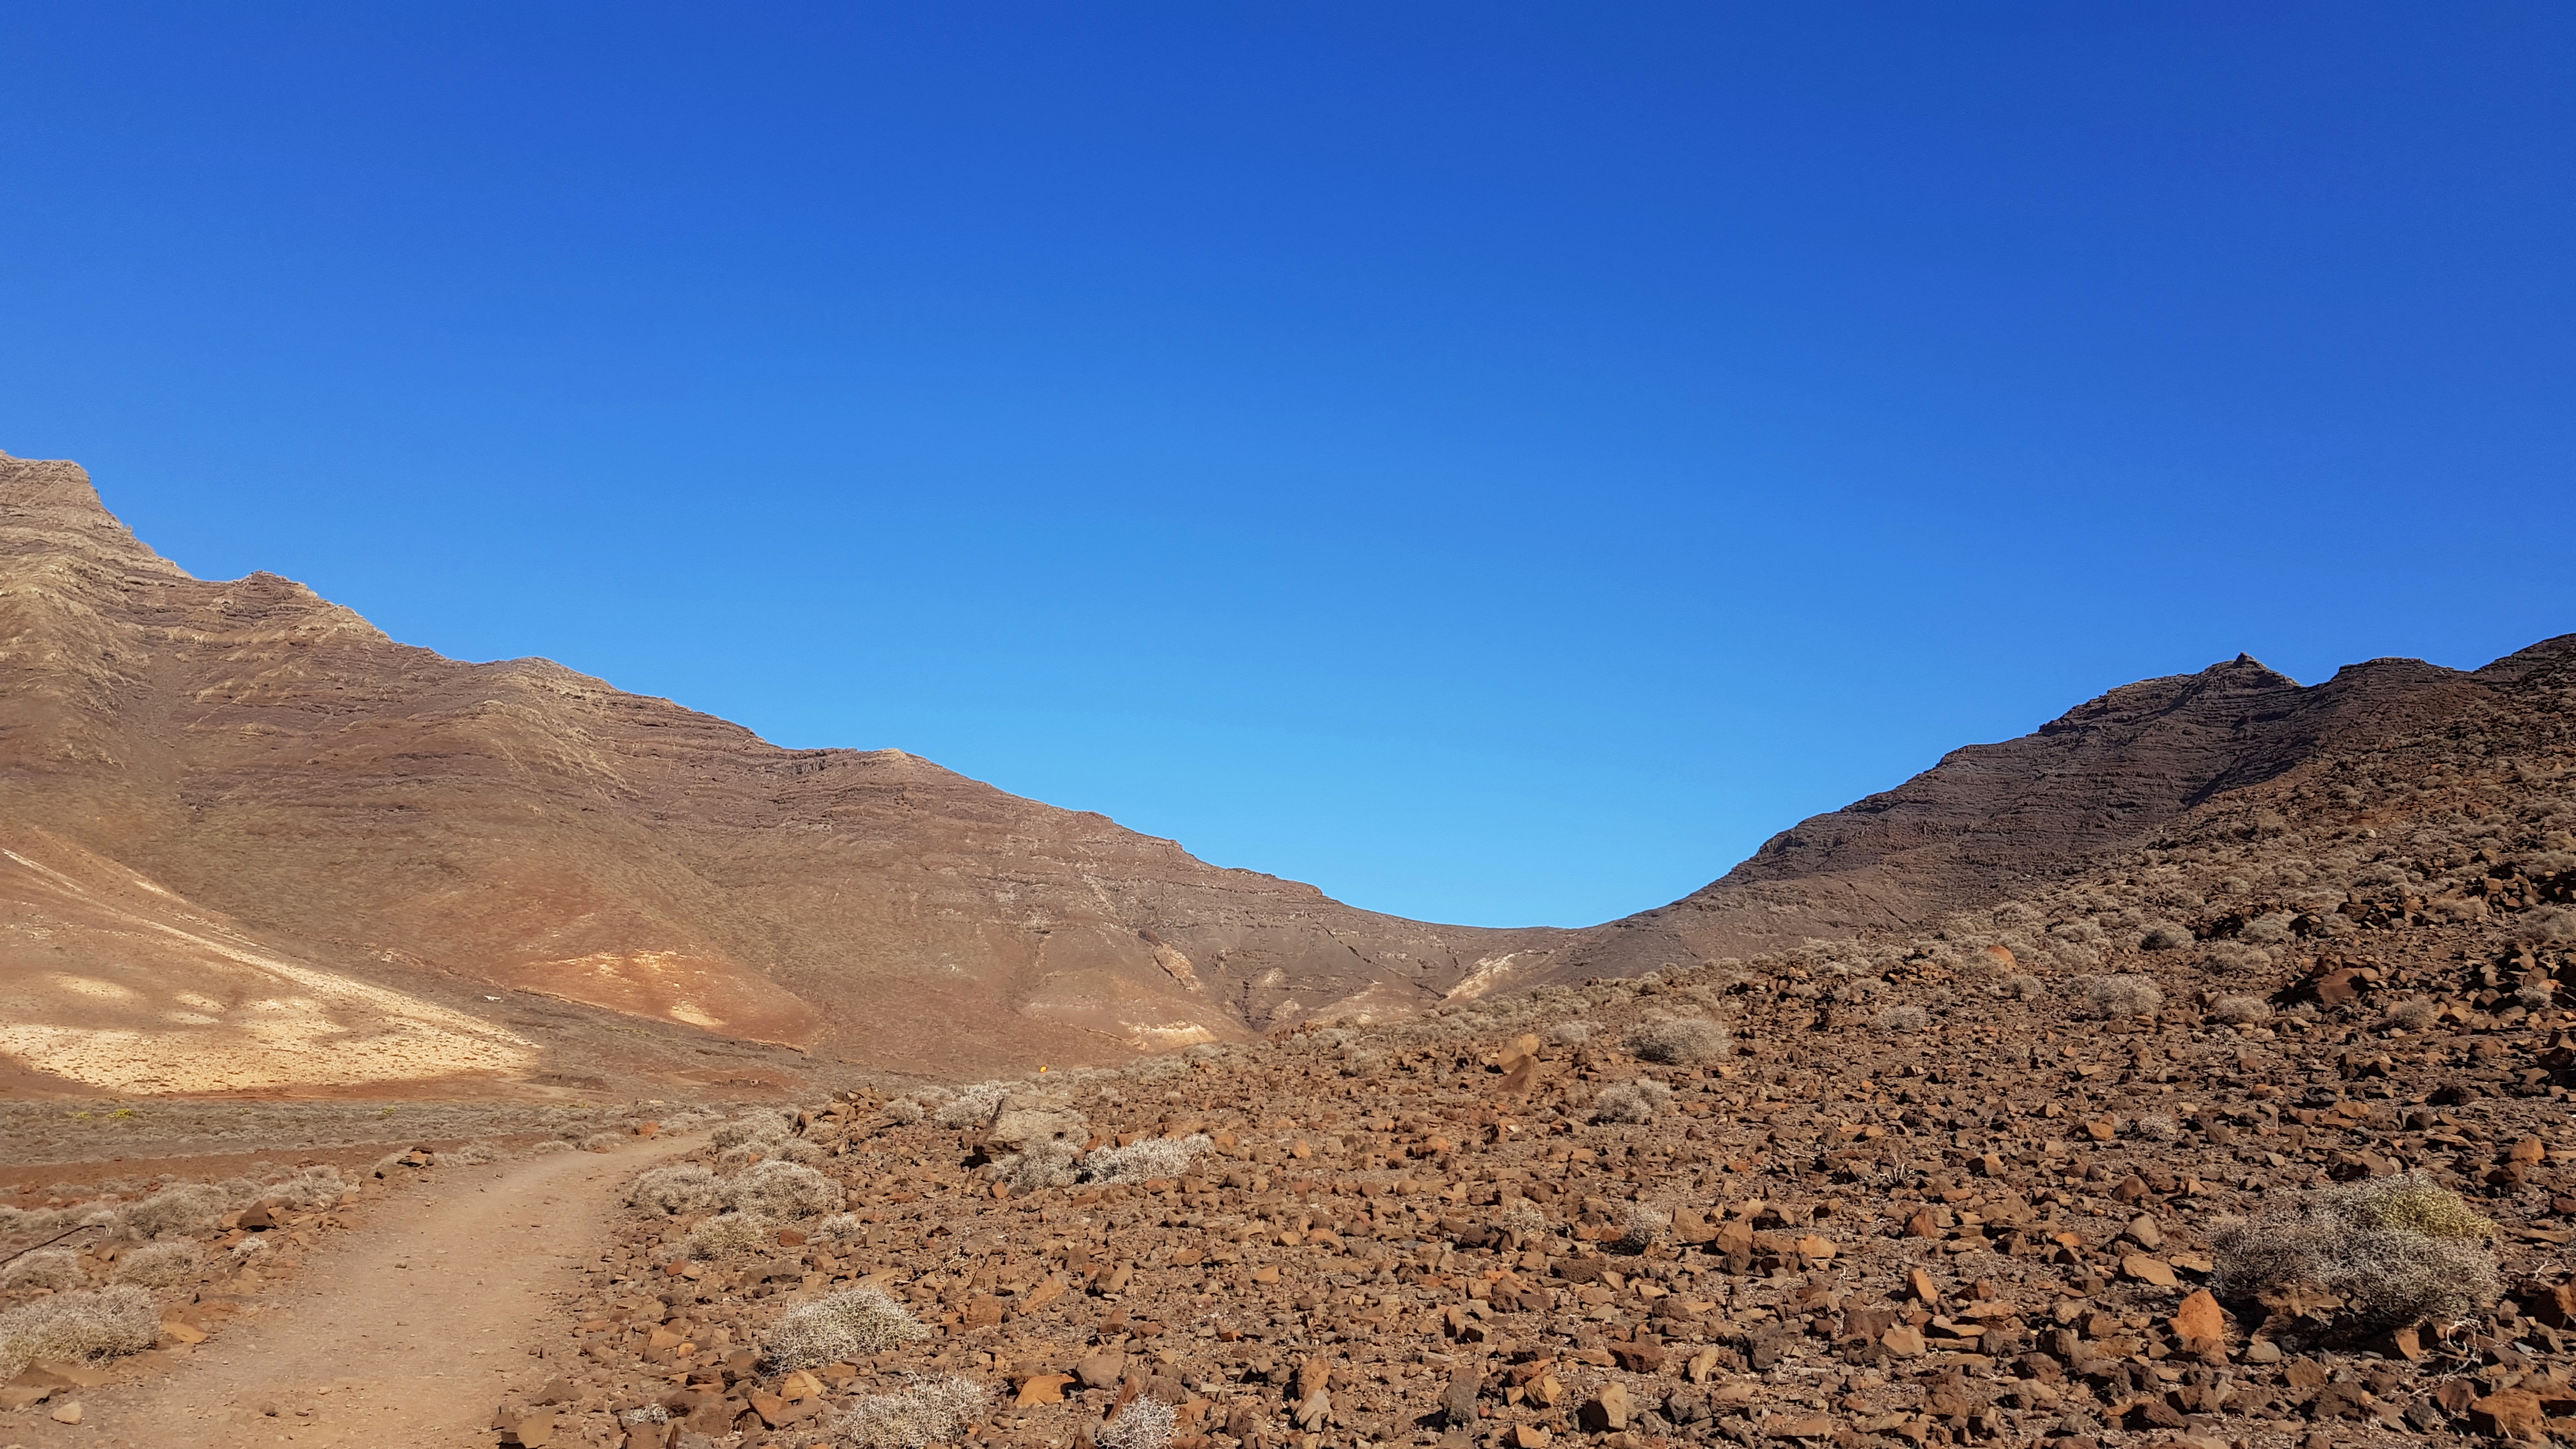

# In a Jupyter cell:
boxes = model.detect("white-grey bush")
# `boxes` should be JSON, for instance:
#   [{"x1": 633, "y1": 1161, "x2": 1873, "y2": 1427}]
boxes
[
  {"x1": 115, "y1": 1183, "x2": 229, "y2": 1238},
  {"x1": 110, "y1": 1239, "x2": 203, "y2": 1288},
  {"x1": 1099, "y1": 1393, "x2": 1176, "y2": 1449},
  {"x1": 1625, "y1": 1014, "x2": 1730, "y2": 1064},
  {"x1": 629, "y1": 1164, "x2": 721, "y2": 1216},
  {"x1": 2209, "y1": 995, "x2": 2274, "y2": 1025},
  {"x1": 762, "y1": 1285, "x2": 931, "y2": 1370},
  {"x1": 1873, "y1": 1004, "x2": 1929, "y2": 1034},
  {"x1": 0, "y1": 1285, "x2": 160, "y2": 1382},
  {"x1": 2211, "y1": 1176, "x2": 2499, "y2": 1329},
  {"x1": 2078, "y1": 974, "x2": 2164, "y2": 1019},
  {"x1": 1079, "y1": 1134, "x2": 1212, "y2": 1184},
  {"x1": 1591, "y1": 1079, "x2": 1672, "y2": 1125},
  {"x1": 1, "y1": 1248, "x2": 81, "y2": 1291},
  {"x1": 935, "y1": 1082, "x2": 1015, "y2": 1130},
  {"x1": 835, "y1": 1375, "x2": 991, "y2": 1449},
  {"x1": 686, "y1": 1211, "x2": 777, "y2": 1259},
  {"x1": 723, "y1": 1160, "x2": 843, "y2": 1218}
]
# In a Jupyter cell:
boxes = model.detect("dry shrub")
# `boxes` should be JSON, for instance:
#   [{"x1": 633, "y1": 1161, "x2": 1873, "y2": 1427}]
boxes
[
  {"x1": 1996, "y1": 974, "x2": 2045, "y2": 1000},
  {"x1": 723, "y1": 1160, "x2": 843, "y2": 1218},
  {"x1": 260, "y1": 1166, "x2": 348, "y2": 1211},
  {"x1": 0, "y1": 1286, "x2": 160, "y2": 1382},
  {"x1": 1098, "y1": 1393, "x2": 1175, "y2": 1449},
  {"x1": 1591, "y1": 1079, "x2": 1671, "y2": 1125},
  {"x1": 448, "y1": 1141, "x2": 501, "y2": 1166},
  {"x1": 1547, "y1": 1021, "x2": 1592, "y2": 1048},
  {"x1": 685, "y1": 1211, "x2": 776, "y2": 1259},
  {"x1": 1625, "y1": 1014, "x2": 1729, "y2": 1065},
  {"x1": 884, "y1": 1098, "x2": 927, "y2": 1126},
  {"x1": 2211, "y1": 1176, "x2": 2499, "y2": 1329},
  {"x1": 2140, "y1": 923, "x2": 2195, "y2": 951},
  {"x1": 2208, "y1": 995, "x2": 2273, "y2": 1025},
  {"x1": 529, "y1": 1139, "x2": 574, "y2": 1156},
  {"x1": 811, "y1": 1213, "x2": 866, "y2": 1247},
  {"x1": 1499, "y1": 1199, "x2": 1548, "y2": 1238},
  {"x1": 110, "y1": 1240, "x2": 203, "y2": 1288},
  {"x1": 2205, "y1": 940, "x2": 2274, "y2": 972},
  {"x1": 1620, "y1": 1203, "x2": 1671, "y2": 1249},
  {"x1": 2517, "y1": 905, "x2": 2576, "y2": 944},
  {"x1": 2383, "y1": 998, "x2": 2440, "y2": 1031},
  {"x1": 2129, "y1": 1113, "x2": 2182, "y2": 1143},
  {"x1": 996, "y1": 1140, "x2": 1081, "y2": 1194},
  {"x1": 2517, "y1": 981, "x2": 2556, "y2": 1012},
  {"x1": 837, "y1": 1376, "x2": 992, "y2": 1449},
  {"x1": 2078, "y1": 974, "x2": 2164, "y2": 1019},
  {"x1": 1080, "y1": 1135, "x2": 1211, "y2": 1185},
  {"x1": 629, "y1": 1164, "x2": 721, "y2": 1216},
  {"x1": 1873, "y1": 1004, "x2": 1929, "y2": 1034},
  {"x1": 762, "y1": 1285, "x2": 931, "y2": 1370},
  {"x1": 1, "y1": 1248, "x2": 81, "y2": 1291},
  {"x1": 116, "y1": 1183, "x2": 229, "y2": 1238},
  {"x1": 935, "y1": 1082, "x2": 1015, "y2": 1130}
]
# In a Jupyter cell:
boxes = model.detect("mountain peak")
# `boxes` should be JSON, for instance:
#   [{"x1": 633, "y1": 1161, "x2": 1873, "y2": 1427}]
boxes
[{"x1": 0, "y1": 451, "x2": 190, "y2": 578}]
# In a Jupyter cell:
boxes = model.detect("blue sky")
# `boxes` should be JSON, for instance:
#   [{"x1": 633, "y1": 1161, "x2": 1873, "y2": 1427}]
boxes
[{"x1": 4, "y1": 4, "x2": 2570, "y2": 927}]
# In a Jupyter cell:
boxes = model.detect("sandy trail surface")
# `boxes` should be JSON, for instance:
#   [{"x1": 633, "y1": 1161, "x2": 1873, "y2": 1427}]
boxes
[{"x1": 9, "y1": 1135, "x2": 705, "y2": 1449}]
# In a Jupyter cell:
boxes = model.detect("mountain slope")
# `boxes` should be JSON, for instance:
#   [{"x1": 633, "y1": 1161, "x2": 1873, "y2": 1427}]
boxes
[{"x1": 3, "y1": 448, "x2": 2563, "y2": 1095}]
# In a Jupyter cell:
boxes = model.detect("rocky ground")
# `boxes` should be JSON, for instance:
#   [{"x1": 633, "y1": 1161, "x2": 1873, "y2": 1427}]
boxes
[
  {"x1": 4, "y1": 638, "x2": 2571, "y2": 1448},
  {"x1": 520, "y1": 684, "x2": 2576, "y2": 1449}
]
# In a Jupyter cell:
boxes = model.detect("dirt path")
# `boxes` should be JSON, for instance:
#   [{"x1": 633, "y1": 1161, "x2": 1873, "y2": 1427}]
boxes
[{"x1": 12, "y1": 1135, "x2": 704, "y2": 1449}]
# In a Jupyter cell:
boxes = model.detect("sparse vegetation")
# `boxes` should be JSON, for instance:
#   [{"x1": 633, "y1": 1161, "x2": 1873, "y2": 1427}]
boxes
[
  {"x1": 629, "y1": 1164, "x2": 721, "y2": 1216},
  {"x1": 1079, "y1": 1134, "x2": 1212, "y2": 1185},
  {"x1": 1098, "y1": 1393, "x2": 1175, "y2": 1449},
  {"x1": 723, "y1": 1160, "x2": 843, "y2": 1218},
  {"x1": 0, "y1": 1285, "x2": 160, "y2": 1382},
  {"x1": 2078, "y1": 973, "x2": 2163, "y2": 1018},
  {"x1": 685, "y1": 1210, "x2": 777, "y2": 1259},
  {"x1": 1620, "y1": 1202, "x2": 1671, "y2": 1248},
  {"x1": 2211, "y1": 1176, "x2": 2500, "y2": 1329},
  {"x1": 834, "y1": 1375, "x2": 992, "y2": 1449},
  {"x1": 1, "y1": 1248, "x2": 81, "y2": 1291},
  {"x1": 1625, "y1": 1013, "x2": 1729, "y2": 1064},
  {"x1": 2383, "y1": 997, "x2": 2439, "y2": 1031},
  {"x1": 1546, "y1": 1021, "x2": 1591, "y2": 1048},
  {"x1": 762, "y1": 1286, "x2": 931, "y2": 1370},
  {"x1": 2208, "y1": 994, "x2": 2273, "y2": 1025},
  {"x1": 1873, "y1": 1004, "x2": 1929, "y2": 1033},
  {"x1": 109, "y1": 1239, "x2": 203, "y2": 1287},
  {"x1": 1591, "y1": 1078, "x2": 1671, "y2": 1124}
]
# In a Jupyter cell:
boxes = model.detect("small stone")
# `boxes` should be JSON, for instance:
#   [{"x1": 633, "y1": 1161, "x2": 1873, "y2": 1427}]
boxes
[
  {"x1": 1016, "y1": 1374, "x2": 1075, "y2": 1407},
  {"x1": 1075, "y1": 1353, "x2": 1127, "y2": 1390},
  {"x1": 1580, "y1": 1383, "x2": 1630, "y2": 1432},
  {"x1": 1906, "y1": 1268, "x2": 1938, "y2": 1305},
  {"x1": 1508, "y1": 1423, "x2": 1551, "y2": 1449},
  {"x1": 2168, "y1": 1289, "x2": 2226, "y2": 1349},
  {"x1": 1442, "y1": 1369, "x2": 1482, "y2": 1427},
  {"x1": 1880, "y1": 1325, "x2": 1926, "y2": 1357},
  {"x1": 2119, "y1": 1254, "x2": 2178, "y2": 1287},
  {"x1": 2510, "y1": 1137, "x2": 2547, "y2": 1165},
  {"x1": 2123, "y1": 1215, "x2": 2163, "y2": 1250},
  {"x1": 2471, "y1": 1388, "x2": 2545, "y2": 1441},
  {"x1": 50, "y1": 1401, "x2": 83, "y2": 1425}
]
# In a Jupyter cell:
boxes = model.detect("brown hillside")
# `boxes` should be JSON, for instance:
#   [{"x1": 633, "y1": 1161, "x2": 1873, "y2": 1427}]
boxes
[{"x1": 3, "y1": 448, "x2": 2564, "y2": 1095}]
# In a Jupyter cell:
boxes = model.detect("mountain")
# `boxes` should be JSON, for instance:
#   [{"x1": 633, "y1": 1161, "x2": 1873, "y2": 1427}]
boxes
[{"x1": 2, "y1": 448, "x2": 2564, "y2": 1096}]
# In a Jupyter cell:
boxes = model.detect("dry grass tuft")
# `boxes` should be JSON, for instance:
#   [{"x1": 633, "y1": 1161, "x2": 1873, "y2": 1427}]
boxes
[
  {"x1": 762, "y1": 1286, "x2": 931, "y2": 1370},
  {"x1": 1873, "y1": 1004, "x2": 1929, "y2": 1034}
]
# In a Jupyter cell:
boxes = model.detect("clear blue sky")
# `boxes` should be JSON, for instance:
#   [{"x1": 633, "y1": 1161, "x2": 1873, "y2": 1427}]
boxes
[{"x1": 4, "y1": 6, "x2": 2570, "y2": 928}]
